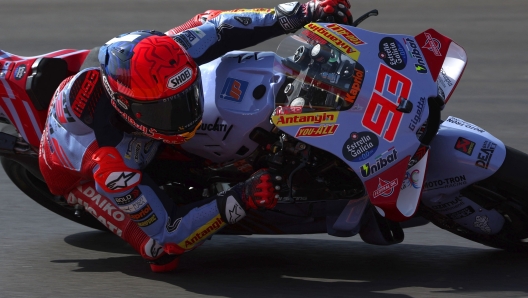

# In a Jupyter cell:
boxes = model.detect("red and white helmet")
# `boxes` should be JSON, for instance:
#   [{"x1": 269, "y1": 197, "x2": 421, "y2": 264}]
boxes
[{"x1": 98, "y1": 30, "x2": 203, "y2": 144}]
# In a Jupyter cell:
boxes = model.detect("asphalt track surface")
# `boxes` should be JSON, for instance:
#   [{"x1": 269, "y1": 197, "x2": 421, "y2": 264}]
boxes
[{"x1": 1, "y1": 0, "x2": 528, "y2": 297}]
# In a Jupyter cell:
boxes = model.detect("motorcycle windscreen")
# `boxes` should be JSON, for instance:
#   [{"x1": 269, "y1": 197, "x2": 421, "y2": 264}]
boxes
[{"x1": 272, "y1": 29, "x2": 359, "y2": 113}]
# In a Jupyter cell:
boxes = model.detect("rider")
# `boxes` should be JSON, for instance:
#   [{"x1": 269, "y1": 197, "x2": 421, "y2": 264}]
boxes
[{"x1": 38, "y1": 0, "x2": 353, "y2": 272}]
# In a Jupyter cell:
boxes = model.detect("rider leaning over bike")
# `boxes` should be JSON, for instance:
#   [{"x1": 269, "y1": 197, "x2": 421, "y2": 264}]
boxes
[{"x1": 38, "y1": 0, "x2": 353, "y2": 272}]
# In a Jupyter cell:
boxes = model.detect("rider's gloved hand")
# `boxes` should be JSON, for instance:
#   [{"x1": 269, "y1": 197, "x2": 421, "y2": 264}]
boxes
[
  {"x1": 240, "y1": 169, "x2": 280, "y2": 210},
  {"x1": 304, "y1": 0, "x2": 353, "y2": 25},
  {"x1": 275, "y1": 1, "x2": 353, "y2": 32}
]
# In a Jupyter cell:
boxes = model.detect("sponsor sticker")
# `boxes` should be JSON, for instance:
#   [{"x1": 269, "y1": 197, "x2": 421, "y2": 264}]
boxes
[
  {"x1": 437, "y1": 68, "x2": 454, "y2": 89},
  {"x1": 272, "y1": 111, "x2": 338, "y2": 127},
  {"x1": 408, "y1": 97, "x2": 426, "y2": 131},
  {"x1": 119, "y1": 196, "x2": 148, "y2": 214},
  {"x1": 474, "y1": 215, "x2": 492, "y2": 234},
  {"x1": 444, "y1": 117, "x2": 486, "y2": 133},
  {"x1": 447, "y1": 206, "x2": 475, "y2": 220},
  {"x1": 14, "y1": 65, "x2": 26, "y2": 80},
  {"x1": 360, "y1": 148, "x2": 398, "y2": 178},
  {"x1": 401, "y1": 169, "x2": 421, "y2": 190},
  {"x1": 129, "y1": 204, "x2": 154, "y2": 221},
  {"x1": 475, "y1": 141, "x2": 497, "y2": 169},
  {"x1": 225, "y1": 195, "x2": 246, "y2": 224},
  {"x1": 342, "y1": 131, "x2": 379, "y2": 162},
  {"x1": 167, "y1": 67, "x2": 193, "y2": 90},
  {"x1": 105, "y1": 172, "x2": 140, "y2": 191},
  {"x1": 174, "y1": 28, "x2": 206, "y2": 49},
  {"x1": 137, "y1": 213, "x2": 158, "y2": 227},
  {"x1": 422, "y1": 32, "x2": 442, "y2": 56},
  {"x1": 234, "y1": 16, "x2": 252, "y2": 26},
  {"x1": 326, "y1": 23, "x2": 366, "y2": 45},
  {"x1": 455, "y1": 137, "x2": 476, "y2": 156},
  {"x1": 295, "y1": 124, "x2": 338, "y2": 138},
  {"x1": 378, "y1": 37, "x2": 407, "y2": 70},
  {"x1": 404, "y1": 37, "x2": 428, "y2": 74},
  {"x1": 220, "y1": 77, "x2": 249, "y2": 102},
  {"x1": 304, "y1": 23, "x2": 360, "y2": 60},
  {"x1": 166, "y1": 217, "x2": 182, "y2": 233},
  {"x1": 424, "y1": 175, "x2": 467, "y2": 191},
  {"x1": 114, "y1": 187, "x2": 142, "y2": 205},
  {"x1": 179, "y1": 216, "x2": 225, "y2": 249},
  {"x1": 343, "y1": 63, "x2": 365, "y2": 104}
]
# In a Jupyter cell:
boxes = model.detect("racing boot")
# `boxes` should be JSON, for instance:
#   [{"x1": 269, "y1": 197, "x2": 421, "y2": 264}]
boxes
[{"x1": 140, "y1": 237, "x2": 180, "y2": 273}]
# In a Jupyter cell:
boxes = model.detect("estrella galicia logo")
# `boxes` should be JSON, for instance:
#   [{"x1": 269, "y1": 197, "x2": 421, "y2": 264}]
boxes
[
  {"x1": 342, "y1": 131, "x2": 379, "y2": 162},
  {"x1": 378, "y1": 37, "x2": 407, "y2": 70},
  {"x1": 220, "y1": 77, "x2": 249, "y2": 102}
]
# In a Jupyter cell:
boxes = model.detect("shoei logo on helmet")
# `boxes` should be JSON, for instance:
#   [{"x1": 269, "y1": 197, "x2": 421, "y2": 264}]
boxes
[{"x1": 168, "y1": 67, "x2": 193, "y2": 90}]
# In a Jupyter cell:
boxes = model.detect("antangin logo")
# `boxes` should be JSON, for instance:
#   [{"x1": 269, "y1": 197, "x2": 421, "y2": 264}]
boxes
[
  {"x1": 179, "y1": 216, "x2": 225, "y2": 248},
  {"x1": 272, "y1": 112, "x2": 338, "y2": 127},
  {"x1": 305, "y1": 23, "x2": 360, "y2": 60}
]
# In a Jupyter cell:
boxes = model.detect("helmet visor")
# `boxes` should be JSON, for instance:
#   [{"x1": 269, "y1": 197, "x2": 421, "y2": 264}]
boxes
[{"x1": 124, "y1": 78, "x2": 204, "y2": 135}]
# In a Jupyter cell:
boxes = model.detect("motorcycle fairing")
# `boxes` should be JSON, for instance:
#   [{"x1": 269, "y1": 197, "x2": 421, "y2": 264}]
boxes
[
  {"x1": 421, "y1": 116, "x2": 507, "y2": 200},
  {"x1": 0, "y1": 49, "x2": 90, "y2": 148},
  {"x1": 414, "y1": 29, "x2": 467, "y2": 103},
  {"x1": 181, "y1": 51, "x2": 278, "y2": 163},
  {"x1": 272, "y1": 24, "x2": 441, "y2": 221}
]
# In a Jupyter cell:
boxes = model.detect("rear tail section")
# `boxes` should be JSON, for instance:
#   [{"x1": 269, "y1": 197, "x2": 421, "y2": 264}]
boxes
[{"x1": 0, "y1": 49, "x2": 90, "y2": 148}]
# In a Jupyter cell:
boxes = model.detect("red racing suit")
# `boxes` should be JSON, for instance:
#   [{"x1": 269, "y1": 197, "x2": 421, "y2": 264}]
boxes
[{"x1": 38, "y1": 4, "x2": 306, "y2": 260}]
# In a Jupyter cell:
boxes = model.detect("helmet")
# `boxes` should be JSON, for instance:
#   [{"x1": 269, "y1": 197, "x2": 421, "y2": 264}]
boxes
[{"x1": 98, "y1": 30, "x2": 203, "y2": 144}]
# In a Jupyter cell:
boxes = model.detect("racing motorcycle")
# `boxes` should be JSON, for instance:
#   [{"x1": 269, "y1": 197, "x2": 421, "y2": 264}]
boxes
[{"x1": 2, "y1": 11, "x2": 528, "y2": 251}]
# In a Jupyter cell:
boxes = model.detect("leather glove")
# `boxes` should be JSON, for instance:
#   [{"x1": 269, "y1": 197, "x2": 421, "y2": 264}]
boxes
[
  {"x1": 304, "y1": 0, "x2": 353, "y2": 25},
  {"x1": 275, "y1": 1, "x2": 353, "y2": 32},
  {"x1": 240, "y1": 169, "x2": 280, "y2": 210}
]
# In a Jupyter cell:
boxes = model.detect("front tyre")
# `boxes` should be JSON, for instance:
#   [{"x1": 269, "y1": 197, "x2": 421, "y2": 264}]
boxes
[{"x1": 420, "y1": 146, "x2": 528, "y2": 251}]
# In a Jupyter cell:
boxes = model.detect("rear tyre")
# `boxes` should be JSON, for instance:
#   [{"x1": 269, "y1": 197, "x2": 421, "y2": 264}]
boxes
[
  {"x1": 421, "y1": 146, "x2": 528, "y2": 252},
  {"x1": 1, "y1": 157, "x2": 106, "y2": 231}
]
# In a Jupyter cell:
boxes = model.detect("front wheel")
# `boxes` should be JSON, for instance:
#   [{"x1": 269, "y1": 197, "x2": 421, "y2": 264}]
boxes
[{"x1": 420, "y1": 146, "x2": 528, "y2": 251}]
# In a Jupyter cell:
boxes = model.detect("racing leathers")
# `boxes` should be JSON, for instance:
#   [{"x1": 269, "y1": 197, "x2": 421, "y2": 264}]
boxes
[{"x1": 38, "y1": 1, "x2": 351, "y2": 272}]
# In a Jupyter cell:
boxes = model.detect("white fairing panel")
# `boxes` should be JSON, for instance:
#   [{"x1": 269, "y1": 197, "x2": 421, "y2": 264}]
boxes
[{"x1": 182, "y1": 51, "x2": 283, "y2": 164}]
